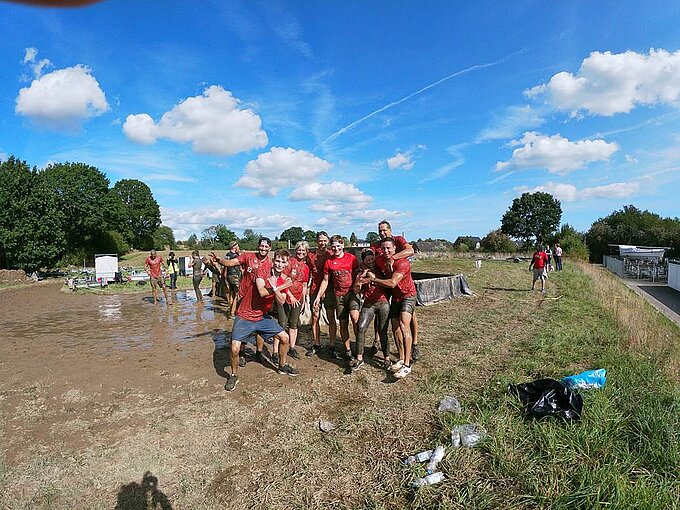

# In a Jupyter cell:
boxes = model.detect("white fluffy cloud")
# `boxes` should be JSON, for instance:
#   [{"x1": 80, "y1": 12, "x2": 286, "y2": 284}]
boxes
[
  {"x1": 161, "y1": 207, "x2": 298, "y2": 240},
  {"x1": 496, "y1": 132, "x2": 618, "y2": 174},
  {"x1": 313, "y1": 207, "x2": 407, "y2": 230},
  {"x1": 15, "y1": 64, "x2": 109, "y2": 129},
  {"x1": 123, "y1": 86, "x2": 268, "y2": 155},
  {"x1": 236, "y1": 147, "x2": 332, "y2": 196},
  {"x1": 289, "y1": 181, "x2": 372, "y2": 203},
  {"x1": 514, "y1": 181, "x2": 640, "y2": 202},
  {"x1": 526, "y1": 49, "x2": 680, "y2": 116}
]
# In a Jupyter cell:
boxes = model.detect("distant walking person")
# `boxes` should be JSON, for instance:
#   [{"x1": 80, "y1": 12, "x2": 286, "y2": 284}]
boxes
[
  {"x1": 225, "y1": 241, "x2": 242, "y2": 318},
  {"x1": 189, "y1": 250, "x2": 204, "y2": 302},
  {"x1": 545, "y1": 244, "x2": 554, "y2": 272},
  {"x1": 144, "y1": 250, "x2": 172, "y2": 305},
  {"x1": 529, "y1": 245, "x2": 549, "y2": 293},
  {"x1": 555, "y1": 243, "x2": 563, "y2": 271},
  {"x1": 167, "y1": 251, "x2": 179, "y2": 289}
]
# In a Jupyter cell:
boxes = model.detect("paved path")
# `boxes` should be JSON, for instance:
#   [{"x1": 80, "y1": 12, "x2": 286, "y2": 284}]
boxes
[{"x1": 621, "y1": 280, "x2": 680, "y2": 328}]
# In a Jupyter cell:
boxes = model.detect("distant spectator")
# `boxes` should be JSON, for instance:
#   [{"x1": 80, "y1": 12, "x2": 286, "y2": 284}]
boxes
[
  {"x1": 545, "y1": 244, "x2": 554, "y2": 272},
  {"x1": 555, "y1": 243, "x2": 563, "y2": 271},
  {"x1": 529, "y1": 245, "x2": 549, "y2": 293},
  {"x1": 189, "y1": 250, "x2": 204, "y2": 302},
  {"x1": 167, "y1": 252, "x2": 179, "y2": 289}
]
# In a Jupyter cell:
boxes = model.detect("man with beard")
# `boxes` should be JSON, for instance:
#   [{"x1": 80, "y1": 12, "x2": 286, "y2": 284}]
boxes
[{"x1": 211, "y1": 237, "x2": 273, "y2": 367}]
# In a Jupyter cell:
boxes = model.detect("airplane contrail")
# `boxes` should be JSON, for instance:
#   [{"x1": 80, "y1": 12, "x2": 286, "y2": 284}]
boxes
[{"x1": 319, "y1": 58, "x2": 507, "y2": 147}]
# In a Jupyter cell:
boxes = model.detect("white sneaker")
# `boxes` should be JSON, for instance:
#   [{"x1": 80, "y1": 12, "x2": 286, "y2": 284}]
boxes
[
  {"x1": 394, "y1": 365, "x2": 412, "y2": 378},
  {"x1": 389, "y1": 359, "x2": 404, "y2": 372}
]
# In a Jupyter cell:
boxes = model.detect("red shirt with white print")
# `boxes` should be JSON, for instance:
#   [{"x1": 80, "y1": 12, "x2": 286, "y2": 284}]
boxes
[
  {"x1": 236, "y1": 266, "x2": 284, "y2": 322},
  {"x1": 236, "y1": 252, "x2": 272, "y2": 299},
  {"x1": 283, "y1": 257, "x2": 310, "y2": 303},
  {"x1": 375, "y1": 255, "x2": 416, "y2": 302},
  {"x1": 323, "y1": 252, "x2": 359, "y2": 297}
]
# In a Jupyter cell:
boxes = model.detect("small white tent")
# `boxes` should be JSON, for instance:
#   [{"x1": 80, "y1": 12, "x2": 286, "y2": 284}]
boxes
[{"x1": 95, "y1": 254, "x2": 118, "y2": 283}]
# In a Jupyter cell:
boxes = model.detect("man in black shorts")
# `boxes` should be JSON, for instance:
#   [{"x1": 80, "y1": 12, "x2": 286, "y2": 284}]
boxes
[{"x1": 225, "y1": 241, "x2": 241, "y2": 318}]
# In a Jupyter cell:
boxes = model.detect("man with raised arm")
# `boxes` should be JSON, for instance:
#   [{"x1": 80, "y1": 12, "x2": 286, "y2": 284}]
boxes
[
  {"x1": 313, "y1": 235, "x2": 360, "y2": 362},
  {"x1": 211, "y1": 237, "x2": 273, "y2": 367},
  {"x1": 371, "y1": 220, "x2": 421, "y2": 360},
  {"x1": 219, "y1": 249, "x2": 297, "y2": 391},
  {"x1": 144, "y1": 249, "x2": 172, "y2": 306},
  {"x1": 366, "y1": 237, "x2": 417, "y2": 379}
]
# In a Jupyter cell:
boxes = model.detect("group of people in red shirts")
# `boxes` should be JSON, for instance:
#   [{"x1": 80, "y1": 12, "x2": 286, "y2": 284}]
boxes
[{"x1": 209, "y1": 220, "x2": 420, "y2": 392}]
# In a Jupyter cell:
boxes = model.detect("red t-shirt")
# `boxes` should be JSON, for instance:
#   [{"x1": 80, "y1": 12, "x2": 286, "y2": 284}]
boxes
[
  {"x1": 283, "y1": 257, "x2": 310, "y2": 303},
  {"x1": 375, "y1": 255, "x2": 416, "y2": 302},
  {"x1": 360, "y1": 266, "x2": 388, "y2": 304},
  {"x1": 237, "y1": 252, "x2": 272, "y2": 298},
  {"x1": 371, "y1": 235, "x2": 409, "y2": 257},
  {"x1": 236, "y1": 267, "x2": 284, "y2": 322},
  {"x1": 532, "y1": 251, "x2": 548, "y2": 270},
  {"x1": 145, "y1": 256, "x2": 164, "y2": 278},
  {"x1": 323, "y1": 252, "x2": 359, "y2": 297},
  {"x1": 307, "y1": 249, "x2": 331, "y2": 295}
]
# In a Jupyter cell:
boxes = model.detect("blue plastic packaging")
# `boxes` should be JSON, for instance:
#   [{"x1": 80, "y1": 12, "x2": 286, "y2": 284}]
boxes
[{"x1": 561, "y1": 368, "x2": 606, "y2": 390}]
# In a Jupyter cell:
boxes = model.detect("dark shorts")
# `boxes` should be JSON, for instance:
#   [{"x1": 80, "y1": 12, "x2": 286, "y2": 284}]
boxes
[
  {"x1": 389, "y1": 296, "x2": 416, "y2": 318},
  {"x1": 335, "y1": 292, "x2": 358, "y2": 321},
  {"x1": 348, "y1": 292, "x2": 362, "y2": 312},
  {"x1": 227, "y1": 274, "x2": 240, "y2": 292},
  {"x1": 231, "y1": 315, "x2": 284, "y2": 344},
  {"x1": 311, "y1": 290, "x2": 336, "y2": 310},
  {"x1": 149, "y1": 276, "x2": 164, "y2": 289},
  {"x1": 277, "y1": 302, "x2": 303, "y2": 329}
]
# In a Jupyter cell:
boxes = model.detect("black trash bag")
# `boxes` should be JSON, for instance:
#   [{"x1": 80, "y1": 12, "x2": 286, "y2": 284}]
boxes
[{"x1": 507, "y1": 378, "x2": 583, "y2": 421}]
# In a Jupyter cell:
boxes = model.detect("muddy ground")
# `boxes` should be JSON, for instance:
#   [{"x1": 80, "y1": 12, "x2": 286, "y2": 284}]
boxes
[{"x1": 0, "y1": 261, "x2": 539, "y2": 509}]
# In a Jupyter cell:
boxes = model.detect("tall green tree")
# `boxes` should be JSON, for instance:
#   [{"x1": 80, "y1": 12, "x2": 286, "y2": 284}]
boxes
[
  {"x1": 501, "y1": 192, "x2": 562, "y2": 245},
  {"x1": 153, "y1": 225, "x2": 176, "y2": 250},
  {"x1": 280, "y1": 226, "x2": 304, "y2": 244},
  {"x1": 304, "y1": 230, "x2": 316, "y2": 243},
  {"x1": 366, "y1": 231, "x2": 380, "y2": 244},
  {"x1": 41, "y1": 162, "x2": 113, "y2": 255},
  {"x1": 553, "y1": 224, "x2": 589, "y2": 260},
  {"x1": 0, "y1": 157, "x2": 65, "y2": 271},
  {"x1": 111, "y1": 179, "x2": 161, "y2": 249},
  {"x1": 481, "y1": 229, "x2": 517, "y2": 253},
  {"x1": 240, "y1": 228, "x2": 262, "y2": 249},
  {"x1": 215, "y1": 224, "x2": 237, "y2": 247}
]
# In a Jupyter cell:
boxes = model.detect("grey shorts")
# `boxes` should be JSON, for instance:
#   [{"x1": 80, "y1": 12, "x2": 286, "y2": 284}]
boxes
[
  {"x1": 389, "y1": 296, "x2": 416, "y2": 318},
  {"x1": 335, "y1": 292, "x2": 358, "y2": 321},
  {"x1": 149, "y1": 276, "x2": 165, "y2": 289},
  {"x1": 227, "y1": 274, "x2": 240, "y2": 292},
  {"x1": 533, "y1": 268, "x2": 547, "y2": 281}
]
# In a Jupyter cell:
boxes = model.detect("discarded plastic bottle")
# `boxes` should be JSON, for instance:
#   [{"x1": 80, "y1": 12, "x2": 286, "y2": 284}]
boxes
[
  {"x1": 426, "y1": 445, "x2": 445, "y2": 474},
  {"x1": 451, "y1": 424, "x2": 487, "y2": 448},
  {"x1": 412, "y1": 471, "x2": 445, "y2": 488},
  {"x1": 404, "y1": 449, "x2": 433, "y2": 465},
  {"x1": 437, "y1": 396, "x2": 461, "y2": 413}
]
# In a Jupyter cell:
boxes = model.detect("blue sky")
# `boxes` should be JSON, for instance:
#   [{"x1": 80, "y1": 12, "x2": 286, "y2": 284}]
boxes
[{"x1": 2, "y1": 1, "x2": 680, "y2": 242}]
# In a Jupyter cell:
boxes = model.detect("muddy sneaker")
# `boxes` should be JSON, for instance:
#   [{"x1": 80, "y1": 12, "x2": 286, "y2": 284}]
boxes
[
  {"x1": 277, "y1": 363, "x2": 299, "y2": 377},
  {"x1": 412, "y1": 345, "x2": 421, "y2": 362},
  {"x1": 224, "y1": 374, "x2": 239, "y2": 391},
  {"x1": 306, "y1": 345, "x2": 321, "y2": 357},
  {"x1": 389, "y1": 359, "x2": 405, "y2": 372},
  {"x1": 394, "y1": 365, "x2": 412, "y2": 379},
  {"x1": 238, "y1": 354, "x2": 247, "y2": 368},
  {"x1": 288, "y1": 347, "x2": 300, "y2": 359},
  {"x1": 328, "y1": 346, "x2": 340, "y2": 359},
  {"x1": 382, "y1": 358, "x2": 393, "y2": 370},
  {"x1": 255, "y1": 350, "x2": 270, "y2": 366},
  {"x1": 271, "y1": 352, "x2": 280, "y2": 366},
  {"x1": 370, "y1": 345, "x2": 378, "y2": 357},
  {"x1": 345, "y1": 350, "x2": 354, "y2": 361},
  {"x1": 349, "y1": 358, "x2": 364, "y2": 372}
]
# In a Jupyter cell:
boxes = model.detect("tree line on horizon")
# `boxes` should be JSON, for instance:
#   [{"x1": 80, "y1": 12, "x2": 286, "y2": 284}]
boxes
[
  {"x1": 0, "y1": 156, "x2": 169, "y2": 272},
  {"x1": 2, "y1": 156, "x2": 679, "y2": 272}
]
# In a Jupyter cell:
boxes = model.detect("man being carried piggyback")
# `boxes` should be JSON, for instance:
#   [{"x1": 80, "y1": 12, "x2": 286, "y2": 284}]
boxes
[
  {"x1": 218, "y1": 249, "x2": 298, "y2": 391},
  {"x1": 365, "y1": 237, "x2": 417, "y2": 379}
]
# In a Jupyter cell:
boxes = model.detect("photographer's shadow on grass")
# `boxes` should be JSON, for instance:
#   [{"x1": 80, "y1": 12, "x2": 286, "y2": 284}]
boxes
[{"x1": 114, "y1": 471, "x2": 172, "y2": 510}]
